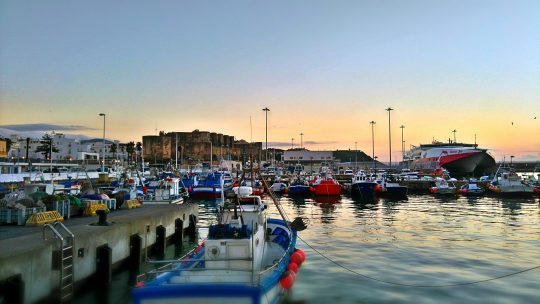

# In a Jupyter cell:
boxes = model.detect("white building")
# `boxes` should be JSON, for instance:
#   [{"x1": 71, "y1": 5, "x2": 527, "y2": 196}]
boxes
[
  {"x1": 282, "y1": 150, "x2": 334, "y2": 163},
  {"x1": 9, "y1": 133, "x2": 124, "y2": 161}
]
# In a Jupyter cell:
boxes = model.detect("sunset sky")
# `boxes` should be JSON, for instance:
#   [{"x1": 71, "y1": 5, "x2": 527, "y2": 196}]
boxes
[{"x1": 1, "y1": 1, "x2": 539, "y2": 162}]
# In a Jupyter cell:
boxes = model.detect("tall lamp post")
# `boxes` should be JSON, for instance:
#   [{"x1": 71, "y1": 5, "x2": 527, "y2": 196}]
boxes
[
  {"x1": 510, "y1": 155, "x2": 514, "y2": 166},
  {"x1": 400, "y1": 125, "x2": 405, "y2": 162},
  {"x1": 300, "y1": 133, "x2": 304, "y2": 149},
  {"x1": 99, "y1": 113, "x2": 106, "y2": 173},
  {"x1": 354, "y1": 141, "x2": 357, "y2": 171},
  {"x1": 386, "y1": 107, "x2": 394, "y2": 169},
  {"x1": 262, "y1": 107, "x2": 270, "y2": 162},
  {"x1": 370, "y1": 121, "x2": 376, "y2": 170}
]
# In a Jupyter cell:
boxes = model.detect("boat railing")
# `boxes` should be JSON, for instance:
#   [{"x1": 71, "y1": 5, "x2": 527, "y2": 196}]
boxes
[{"x1": 258, "y1": 233, "x2": 296, "y2": 277}]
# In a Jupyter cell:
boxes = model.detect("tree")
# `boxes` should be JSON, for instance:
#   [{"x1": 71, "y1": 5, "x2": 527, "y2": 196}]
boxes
[
  {"x1": 35, "y1": 133, "x2": 59, "y2": 160},
  {"x1": 136, "y1": 142, "x2": 142, "y2": 164},
  {"x1": 110, "y1": 143, "x2": 117, "y2": 160},
  {"x1": 126, "y1": 141, "x2": 135, "y2": 164}
]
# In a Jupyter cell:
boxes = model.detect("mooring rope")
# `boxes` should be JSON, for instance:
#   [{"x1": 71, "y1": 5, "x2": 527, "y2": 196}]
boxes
[{"x1": 298, "y1": 235, "x2": 540, "y2": 288}]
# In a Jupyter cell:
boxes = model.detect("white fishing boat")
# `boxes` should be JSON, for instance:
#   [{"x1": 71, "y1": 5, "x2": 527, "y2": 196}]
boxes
[
  {"x1": 488, "y1": 165, "x2": 535, "y2": 196},
  {"x1": 133, "y1": 185, "x2": 308, "y2": 304},
  {"x1": 143, "y1": 177, "x2": 189, "y2": 205}
]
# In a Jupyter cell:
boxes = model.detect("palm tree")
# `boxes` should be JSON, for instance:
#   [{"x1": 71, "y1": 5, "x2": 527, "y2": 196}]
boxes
[
  {"x1": 126, "y1": 141, "x2": 135, "y2": 164},
  {"x1": 110, "y1": 144, "x2": 117, "y2": 161}
]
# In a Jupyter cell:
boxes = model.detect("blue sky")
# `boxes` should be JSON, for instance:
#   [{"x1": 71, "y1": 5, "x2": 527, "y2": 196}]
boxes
[{"x1": 1, "y1": 1, "x2": 539, "y2": 161}]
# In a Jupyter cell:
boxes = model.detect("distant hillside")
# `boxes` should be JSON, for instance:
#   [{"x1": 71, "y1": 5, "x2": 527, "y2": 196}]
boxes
[{"x1": 333, "y1": 150, "x2": 373, "y2": 162}]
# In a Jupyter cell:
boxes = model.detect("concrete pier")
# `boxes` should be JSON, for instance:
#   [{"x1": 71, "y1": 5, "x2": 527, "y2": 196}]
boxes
[{"x1": 0, "y1": 203, "x2": 198, "y2": 303}]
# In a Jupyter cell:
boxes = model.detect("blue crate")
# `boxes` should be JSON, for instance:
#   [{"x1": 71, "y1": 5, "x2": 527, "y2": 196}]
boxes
[
  {"x1": 47, "y1": 200, "x2": 70, "y2": 219},
  {"x1": 0, "y1": 207, "x2": 47, "y2": 225}
]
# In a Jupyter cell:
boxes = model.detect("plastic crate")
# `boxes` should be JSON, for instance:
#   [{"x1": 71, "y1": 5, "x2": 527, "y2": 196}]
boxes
[
  {"x1": 46, "y1": 200, "x2": 71, "y2": 219},
  {"x1": 101, "y1": 198, "x2": 116, "y2": 210},
  {"x1": 0, "y1": 207, "x2": 47, "y2": 225}
]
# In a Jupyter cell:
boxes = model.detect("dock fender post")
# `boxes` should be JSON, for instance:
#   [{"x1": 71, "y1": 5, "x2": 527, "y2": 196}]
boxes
[
  {"x1": 96, "y1": 244, "x2": 112, "y2": 285},
  {"x1": 154, "y1": 225, "x2": 166, "y2": 257},
  {"x1": 0, "y1": 274, "x2": 24, "y2": 304},
  {"x1": 129, "y1": 234, "x2": 142, "y2": 285},
  {"x1": 129, "y1": 234, "x2": 143, "y2": 267},
  {"x1": 174, "y1": 219, "x2": 184, "y2": 245},
  {"x1": 186, "y1": 214, "x2": 197, "y2": 237}
]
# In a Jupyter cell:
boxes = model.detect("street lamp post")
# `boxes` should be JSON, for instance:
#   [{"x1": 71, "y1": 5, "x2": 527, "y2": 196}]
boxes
[
  {"x1": 386, "y1": 107, "x2": 394, "y2": 169},
  {"x1": 263, "y1": 107, "x2": 270, "y2": 162},
  {"x1": 209, "y1": 141, "x2": 213, "y2": 168},
  {"x1": 510, "y1": 155, "x2": 515, "y2": 166},
  {"x1": 400, "y1": 125, "x2": 405, "y2": 162},
  {"x1": 99, "y1": 113, "x2": 106, "y2": 173},
  {"x1": 300, "y1": 133, "x2": 304, "y2": 149},
  {"x1": 175, "y1": 133, "x2": 178, "y2": 170},
  {"x1": 354, "y1": 141, "x2": 357, "y2": 171},
  {"x1": 370, "y1": 121, "x2": 376, "y2": 170}
]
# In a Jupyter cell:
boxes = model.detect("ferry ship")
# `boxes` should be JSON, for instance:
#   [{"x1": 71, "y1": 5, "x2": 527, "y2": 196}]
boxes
[{"x1": 405, "y1": 141, "x2": 496, "y2": 177}]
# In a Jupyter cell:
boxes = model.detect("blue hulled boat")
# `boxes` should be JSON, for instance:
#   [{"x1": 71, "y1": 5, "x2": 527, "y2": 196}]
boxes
[
  {"x1": 350, "y1": 172, "x2": 378, "y2": 198},
  {"x1": 133, "y1": 186, "x2": 307, "y2": 304},
  {"x1": 190, "y1": 172, "x2": 233, "y2": 199},
  {"x1": 288, "y1": 178, "x2": 311, "y2": 196}
]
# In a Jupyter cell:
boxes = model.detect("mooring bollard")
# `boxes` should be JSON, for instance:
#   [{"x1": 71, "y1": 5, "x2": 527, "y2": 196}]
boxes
[{"x1": 95, "y1": 209, "x2": 112, "y2": 226}]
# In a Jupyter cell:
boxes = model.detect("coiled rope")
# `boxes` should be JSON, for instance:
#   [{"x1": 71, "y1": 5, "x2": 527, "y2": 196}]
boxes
[{"x1": 298, "y1": 235, "x2": 540, "y2": 288}]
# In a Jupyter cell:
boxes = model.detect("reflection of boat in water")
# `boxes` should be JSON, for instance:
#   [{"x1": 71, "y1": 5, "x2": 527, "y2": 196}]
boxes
[
  {"x1": 313, "y1": 196, "x2": 341, "y2": 204},
  {"x1": 406, "y1": 141, "x2": 496, "y2": 177},
  {"x1": 488, "y1": 165, "x2": 536, "y2": 196},
  {"x1": 133, "y1": 186, "x2": 306, "y2": 304}
]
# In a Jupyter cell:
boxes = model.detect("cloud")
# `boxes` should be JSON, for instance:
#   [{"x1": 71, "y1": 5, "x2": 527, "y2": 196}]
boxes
[
  {"x1": 268, "y1": 140, "x2": 339, "y2": 148},
  {"x1": 0, "y1": 127, "x2": 94, "y2": 141},
  {"x1": 0, "y1": 123, "x2": 95, "y2": 132}
]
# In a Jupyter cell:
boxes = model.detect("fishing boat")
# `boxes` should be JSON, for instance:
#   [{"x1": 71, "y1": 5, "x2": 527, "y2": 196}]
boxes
[
  {"x1": 311, "y1": 176, "x2": 341, "y2": 196},
  {"x1": 288, "y1": 177, "x2": 312, "y2": 196},
  {"x1": 429, "y1": 177, "x2": 457, "y2": 196},
  {"x1": 459, "y1": 182, "x2": 485, "y2": 196},
  {"x1": 143, "y1": 177, "x2": 189, "y2": 205},
  {"x1": 376, "y1": 174, "x2": 407, "y2": 198},
  {"x1": 488, "y1": 165, "x2": 535, "y2": 196},
  {"x1": 240, "y1": 179, "x2": 264, "y2": 196},
  {"x1": 269, "y1": 182, "x2": 288, "y2": 194},
  {"x1": 350, "y1": 171, "x2": 378, "y2": 198},
  {"x1": 132, "y1": 185, "x2": 308, "y2": 304},
  {"x1": 190, "y1": 172, "x2": 233, "y2": 199}
]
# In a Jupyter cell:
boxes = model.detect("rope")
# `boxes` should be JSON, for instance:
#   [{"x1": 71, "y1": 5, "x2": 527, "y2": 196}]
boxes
[{"x1": 298, "y1": 235, "x2": 540, "y2": 288}]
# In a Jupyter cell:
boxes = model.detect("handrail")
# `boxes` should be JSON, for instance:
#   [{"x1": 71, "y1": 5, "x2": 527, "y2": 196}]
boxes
[
  {"x1": 43, "y1": 223, "x2": 64, "y2": 241},
  {"x1": 54, "y1": 222, "x2": 74, "y2": 239},
  {"x1": 258, "y1": 236, "x2": 295, "y2": 276},
  {"x1": 147, "y1": 257, "x2": 253, "y2": 263}
]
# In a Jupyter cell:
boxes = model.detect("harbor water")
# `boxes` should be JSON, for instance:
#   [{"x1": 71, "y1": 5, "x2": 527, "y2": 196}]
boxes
[{"x1": 75, "y1": 195, "x2": 540, "y2": 304}]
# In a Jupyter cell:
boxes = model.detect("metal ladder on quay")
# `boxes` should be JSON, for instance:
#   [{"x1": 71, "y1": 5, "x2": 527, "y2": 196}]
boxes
[{"x1": 43, "y1": 222, "x2": 75, "y2": 302}]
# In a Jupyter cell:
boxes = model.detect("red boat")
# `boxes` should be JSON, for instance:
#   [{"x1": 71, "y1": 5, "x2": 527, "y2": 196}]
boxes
[{"x1": 312, "y1": 178, "x2": 342, "y2": 196}]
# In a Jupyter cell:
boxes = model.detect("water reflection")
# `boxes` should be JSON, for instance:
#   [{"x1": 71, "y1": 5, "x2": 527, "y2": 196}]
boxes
[{"x1": 77, "y1": 193, "x2": 540, "y2": 304}]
